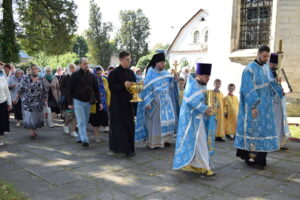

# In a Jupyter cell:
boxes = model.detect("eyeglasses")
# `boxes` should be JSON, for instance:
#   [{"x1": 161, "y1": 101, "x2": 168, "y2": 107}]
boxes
[{"x1": 123, "y1": 58, "x2": 131, "y2": 62}]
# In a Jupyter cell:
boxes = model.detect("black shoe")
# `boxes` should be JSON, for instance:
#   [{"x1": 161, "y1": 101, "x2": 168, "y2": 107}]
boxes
[
  {"x1": 126, "y1": 152, "x2": 136, "y2": 158},
  {"x1": 215, "y1": 137, "x2": 225, "y2": 142},
  {"x1": 251, "y1": 163, "x2": 265, "y2": 170},
  {"x1": 82, "y1": 142, "x2": 89, "y2": 147},
  {"x1": 280, "y1": 147, "x2": 288, "y2": 151},
  {"x1": 225, "y1": 135, "x2": 234, "y2": 140},
  {"x1": 165, "y1": 142, "x2": 171, "y2": 147},
  {"x1": 76, "y1": 140, "x2": 82, "y2": 144},
  {"x1": 245, "y1": 159, "x2": 265, "y2": 170}
]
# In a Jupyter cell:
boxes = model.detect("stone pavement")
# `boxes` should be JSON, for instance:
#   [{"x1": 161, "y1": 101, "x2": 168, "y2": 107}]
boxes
[{"x1": 0, "y1": 119, "x2": 300, "y2": 200}]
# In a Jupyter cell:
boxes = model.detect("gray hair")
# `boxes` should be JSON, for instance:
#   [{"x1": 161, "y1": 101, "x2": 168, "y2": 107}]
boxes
[
  {"x1": 15, "y1": 68, "x2": 24, "y2": 74},
  {"x1": 79, "y1": 57, "x2": 88, "y2": 64},
  {"x1": 66, "y1": 63, "x2": 76, "y2": 75},
  {"x1": 44, "y1": 66, "x2": 52, "y2": 73}
]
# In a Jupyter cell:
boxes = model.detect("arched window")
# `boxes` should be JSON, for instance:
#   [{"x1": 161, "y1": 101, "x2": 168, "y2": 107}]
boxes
[
  {"x1": 193, "y1": 31, "x2": 200, "y2": 44},
  {"x1": 204, "y1": 30, "x2": 208, "y2": 42}
]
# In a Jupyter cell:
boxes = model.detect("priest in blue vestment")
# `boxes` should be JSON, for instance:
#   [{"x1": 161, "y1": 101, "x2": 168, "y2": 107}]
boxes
[
  {"x1": 135, "y1": 53, "x2": 179, "y2": 148},
  {"x1": 173, "y1": 63, "x2": 216, "y2": 177},
  {"x1": 235, "y1": 45, "x2": 279, "y2": 169}
]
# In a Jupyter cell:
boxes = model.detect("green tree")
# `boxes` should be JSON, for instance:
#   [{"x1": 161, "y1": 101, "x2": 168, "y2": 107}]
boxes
[
  {"x1": 32, "y1": 52, "x2": 78, "y2": 69},
  {"x1": 151, "y1": 43, "x2": 170, "y2": 53},
  {"x1": 181, "y1": 60, "x2": 189, "y2": 67},
  {"x1": 86, "y1": 0, "x2": 112, "y2": 67},
  {"x1": 72, "y1": 35, "x2": 89, "y2": 58},
  {"x1": 0, "y1": 0, "x2": 20, "y2": 63},
  {"x1": 18, "y1": 0, "x2": 77, "y2": 56},
  {"x1": 116, "y1": 9, "x2": 150, "y2": 65},
  {"x1": 136, "y1": 52, "x2": 170, "y2": 72},
  {"x1": 136, "y1": 53, "x2": 154, "y2": 72}
]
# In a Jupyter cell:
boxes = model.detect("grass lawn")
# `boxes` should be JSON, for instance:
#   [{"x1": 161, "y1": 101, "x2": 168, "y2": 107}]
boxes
[
  {"x1": 0, "y1": 179, "x2": 28, "y2": 200},
  {"x1": 290, "y1": 125, "x2": 300, "y2": 138}
]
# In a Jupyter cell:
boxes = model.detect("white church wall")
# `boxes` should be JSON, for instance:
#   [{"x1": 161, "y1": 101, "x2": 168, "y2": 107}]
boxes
[
  {"x1": 170, "y1": 13, "x2": 209, "y2": 52},
  {"x1": 206, "y1": 0, "x2": 244, "y2": 95}
]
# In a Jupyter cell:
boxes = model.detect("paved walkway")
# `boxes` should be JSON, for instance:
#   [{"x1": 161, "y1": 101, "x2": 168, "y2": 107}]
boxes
[{"x1": 0, "y1": 119, "x2": 300, "y2": 200}]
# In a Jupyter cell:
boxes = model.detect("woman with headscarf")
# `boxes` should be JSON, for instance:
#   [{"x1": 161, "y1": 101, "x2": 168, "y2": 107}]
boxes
[
  {"x1": 9, "y1": 69, "x2": 24, "y2": 126},
  {"x1": 14, "y1": 64, "x2": 48, "y2": 138},
  {"x1": 60, "y1": 64, "x2": 78, "y2": 137},
  {"x1": 135, "y1": 69, "x2": 143, "y2": 82},
  {"x1": 44, "y1": 67, "x2": 61, "y2": 127},
  {"x1": 180, "y1": 66, "x2": 190, "y2": 81},
  {"x1": 89, "y1": 66, "x2": 110, "y2": 143},
  {"x1": 0, "y1": 68, "x2": 12, "y2": 146}
]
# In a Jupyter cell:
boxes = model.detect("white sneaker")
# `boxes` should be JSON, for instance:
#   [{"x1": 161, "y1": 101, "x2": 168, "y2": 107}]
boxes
[
  {"x1": 70, "y1": 131, "x2": 78, "y2": 137},
  {"x1": 0, "y1": 142, "x2": 5, "y2": 146},
  {"x1": 95, "y1": 136, "x2": 101, "y2": 143},
  {"x1": 63, "y1": 125, "x2": 70, "y2": 134},
  {"x1": 106, "y1": 151, "x2": 115, "y2": 156},
  {"x1": 16, "y1": 122, "x2": 21, "y2": 127}
]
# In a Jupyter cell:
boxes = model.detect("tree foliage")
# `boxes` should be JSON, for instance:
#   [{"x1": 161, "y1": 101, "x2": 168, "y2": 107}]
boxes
[
  {"x1": 86, "y1": 0, "x2": 112, "y2": 67},
  {"x1": 116, "y1": 9, "x2": 150, "y2": 65},
  {"x1": 18, "y1": 0, "x2": 77, "y2": 56},
  {"x1": 151, "y1": 43, "x2": 170, "y2": 53},
  {"x1": 32, "y1": 52, "x2": 78, "y2": 69},
  {"x1": 0, "y1": 0, "x2": 20, "y2": 63},
  {"x1": 136, "y1": 52, "x2": 170, "y2": 72},
  {"x1": 72, "y1": 35, "x2": 89, "y2": 58}
]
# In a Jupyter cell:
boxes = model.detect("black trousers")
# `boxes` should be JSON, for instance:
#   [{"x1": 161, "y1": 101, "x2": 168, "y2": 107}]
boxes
[
  {"x1": 13, "y1": 100, "x2": 23, "y2": 120},
  {"x1": 236, "y1": 149, "x2": 267, "y2": 166},
  {"x1": 0, "y1": 101, "x2": 9, "y2": 135}
]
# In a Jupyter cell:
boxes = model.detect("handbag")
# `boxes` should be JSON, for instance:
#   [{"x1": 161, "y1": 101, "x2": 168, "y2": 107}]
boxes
[{"x1": 90, "y1": 104, "x2": 96, "y2": 114}]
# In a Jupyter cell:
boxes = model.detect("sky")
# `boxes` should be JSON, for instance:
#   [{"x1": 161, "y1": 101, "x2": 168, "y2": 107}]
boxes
[{"x1": 74, "y1": 0, "x2": 211, "y2": 48}]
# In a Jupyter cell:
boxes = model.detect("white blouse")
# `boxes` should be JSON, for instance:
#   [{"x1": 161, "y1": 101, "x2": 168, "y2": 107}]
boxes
[{"x1": 0, "y1": 75, "x2": 12, "y2": 106}]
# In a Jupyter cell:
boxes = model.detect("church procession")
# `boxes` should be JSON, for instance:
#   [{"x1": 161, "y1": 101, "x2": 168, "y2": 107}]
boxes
[{"x1": 0, "y1": 0, "x2": 300, "y2": 199}]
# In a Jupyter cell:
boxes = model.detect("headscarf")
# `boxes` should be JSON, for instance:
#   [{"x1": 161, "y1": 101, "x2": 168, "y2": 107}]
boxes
[
  {"x1": 180, "y1": 67, "x2": 190, "y2": 81},
  {"x1": 13, "y1": 69, "x2": 24, "y2": 82},
  {"x1": 66, "y1": 64, "x2": 76, "y2": 75},
  {"x1": 94, "y1": 66, "x2": 108, "y2": 111},
  {"x1": 135, "y1": 69, "x2": 143, "y2": 82},
  {"x1": 44, "y1": 67, "x2": 53, "y2": 81}
]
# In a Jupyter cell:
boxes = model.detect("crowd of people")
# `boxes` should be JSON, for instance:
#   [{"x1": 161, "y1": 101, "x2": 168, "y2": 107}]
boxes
[{"x1": 0, "y1": 45, "x2": 290, "y2": 177}]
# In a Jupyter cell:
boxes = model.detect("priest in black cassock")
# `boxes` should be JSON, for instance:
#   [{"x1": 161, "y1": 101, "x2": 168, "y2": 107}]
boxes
[{"x1": 108, "y1": 51, "x2": 136, "y2": 157}]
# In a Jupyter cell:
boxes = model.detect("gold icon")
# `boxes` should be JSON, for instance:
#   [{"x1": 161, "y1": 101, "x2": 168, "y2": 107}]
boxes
[{"x1": 206, "y1": 90, "x2": 219, "y2": 116}]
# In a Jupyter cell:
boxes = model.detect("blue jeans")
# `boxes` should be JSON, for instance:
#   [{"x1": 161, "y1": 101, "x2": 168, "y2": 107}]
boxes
[{"x1": 73, "y1": 99, "x2": 91, "y2": 143}]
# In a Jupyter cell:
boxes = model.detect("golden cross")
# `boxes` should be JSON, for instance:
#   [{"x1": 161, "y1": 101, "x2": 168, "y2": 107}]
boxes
[{"x1": 173, "y1": 60, "x2": 179, "y2": 73}]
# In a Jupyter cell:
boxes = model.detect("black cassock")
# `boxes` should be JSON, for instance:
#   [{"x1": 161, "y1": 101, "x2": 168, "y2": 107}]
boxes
[{"x1": 108, "y1": 65, "x2": 136, "y2": 154}]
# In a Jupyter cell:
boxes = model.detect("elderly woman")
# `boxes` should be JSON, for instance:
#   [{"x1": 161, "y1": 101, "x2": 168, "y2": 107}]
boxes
[
  {"x1": 44, "y1": 67, "x2": 61, "y2": 127},
  {"x1": 60, "y1": 64, "x2": 78, "y2": 137},
  {"x1": 55, "y1": 66, "x2": 63, "y2": 83},
  {"x1": 0, "y1": 69, "x2": 12, "y2": 146},
  {"x1": 89, "y1": 66, "x2": 110, "y2": 142},
  {"x1": 3, "y1": 64, "x2": 12, "y2": 79},
  {"x1": 9, "y1": 69, "x2": 24, "y2": 126},
  {"x1": 180, "y1": 67, "x2": 190, "y2": 81},
  {"x1": 135, "y1": 69, "x2": 143, "y2": 82},
  {"x1": 14, "y1": 64, "x2": 48, "y2": 138}
]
